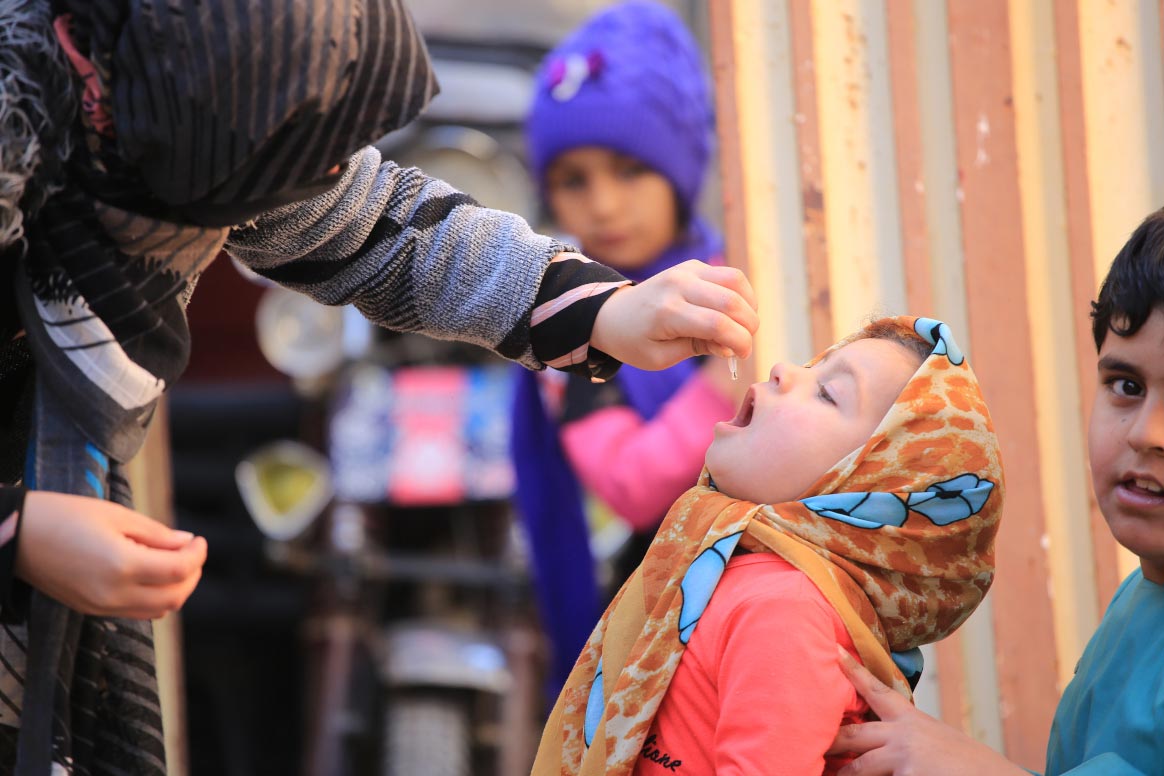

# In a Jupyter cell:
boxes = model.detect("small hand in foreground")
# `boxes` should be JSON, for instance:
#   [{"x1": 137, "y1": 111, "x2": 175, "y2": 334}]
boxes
[
  {"x1": 828, "y1": 646, "x2": 1027, "y2": 776},
  {"x1": 15, "y1": 491, "x2": 207, "y2": 620},
  {"x1": 591, "y1": 260, "x2": 759, "y2": 370}
]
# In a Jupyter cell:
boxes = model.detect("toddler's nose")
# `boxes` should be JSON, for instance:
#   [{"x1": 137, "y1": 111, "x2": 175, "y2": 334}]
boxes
[{"x1": 769, "y1": 361, "x2": 810, "y2": 392}]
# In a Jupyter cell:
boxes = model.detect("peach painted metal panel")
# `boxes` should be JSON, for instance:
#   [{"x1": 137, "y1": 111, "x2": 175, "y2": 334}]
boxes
[
  {"x1": 886, "y1": 0, "x2": 933, "y2": 317},
  {"x1": 1008, "y1": 0, "x2": 1099, "y2": 693},
  {"x1": 809, "y1": 0, "x2": 908, "y2": 337},
  {"x1": 1052, "y1": 0, "x2": 1122, "y2": 613},
  {"x1": 708, "y1": 0, "x2": 814, "y2": 376},
  {"x1": 788, "y1": 0, "x2": 835, "y2": 353}
]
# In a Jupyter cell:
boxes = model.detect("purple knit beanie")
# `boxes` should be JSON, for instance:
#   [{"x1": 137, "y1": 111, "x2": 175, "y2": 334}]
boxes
[{"x1": 525, "y1": 1, "x2": 713, "y2": 215}]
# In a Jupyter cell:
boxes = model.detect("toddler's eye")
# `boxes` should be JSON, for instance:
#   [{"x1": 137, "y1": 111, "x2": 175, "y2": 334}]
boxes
[
  {"x1": 1108, "y1": 377, "x2": 1144, "y2": 398},
  {"x1": 817, "y1": 383, "x2": 836, "y2": 406}
]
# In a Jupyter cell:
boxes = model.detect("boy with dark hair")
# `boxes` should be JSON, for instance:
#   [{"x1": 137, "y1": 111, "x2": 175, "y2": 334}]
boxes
[{"x1": 830, "y1": 207, "x2": 1164, "y2": 776}]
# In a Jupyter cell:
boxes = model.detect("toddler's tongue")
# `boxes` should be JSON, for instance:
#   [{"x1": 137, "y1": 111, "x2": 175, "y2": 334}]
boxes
[{"x1": 730, "y1": 388, "x2": 755, "y2": 427}]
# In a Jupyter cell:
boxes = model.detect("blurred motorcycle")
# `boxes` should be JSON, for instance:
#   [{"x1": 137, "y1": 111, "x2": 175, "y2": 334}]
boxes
[{"x1": 236, "y1": 286, "x2": 539, "y2": 776}]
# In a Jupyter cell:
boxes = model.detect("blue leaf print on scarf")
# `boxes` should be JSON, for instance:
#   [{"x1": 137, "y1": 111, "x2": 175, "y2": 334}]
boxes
[
  {"x1": 800, "y1": 492, "x2": 909, "y2": 529},
  {"x1": 677, "y1": 533, "x2": 743, "y2": 644},
  {"x1": 914, "y1": 317, "x2": 965, "y2": 365},
  {"x1": 584, "y1": 657, "x2": 604, "y2": 747},
  {"x1": 906, "y1": 473, "x2": 995, "y2": 525}
]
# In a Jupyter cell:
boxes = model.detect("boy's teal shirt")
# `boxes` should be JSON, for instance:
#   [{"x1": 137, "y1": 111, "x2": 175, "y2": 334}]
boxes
[{"x1": 1040, "y1": 568, "x2": 1164, "y2": 775}]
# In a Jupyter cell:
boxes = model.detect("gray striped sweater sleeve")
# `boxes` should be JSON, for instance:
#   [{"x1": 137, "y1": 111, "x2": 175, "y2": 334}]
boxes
[{"x1": 225, "y1": 146, "x2": 565, "y2": 369}]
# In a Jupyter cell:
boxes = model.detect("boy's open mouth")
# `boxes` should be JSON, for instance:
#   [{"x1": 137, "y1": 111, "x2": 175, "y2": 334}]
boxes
[
  {"x1": 1122, "y1": 476, "x2": 1163, "y2": 494},
  {"x1": 1117, "y1": 473, "x2": 1164, "y2": 506},
  {"x1": 729, "y1": 387, "x2": 756, "y2": 427}
]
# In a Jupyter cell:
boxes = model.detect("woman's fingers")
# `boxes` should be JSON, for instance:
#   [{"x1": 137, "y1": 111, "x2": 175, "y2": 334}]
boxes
[
  {"x1": 836, "y1": 748, "x2": 896, "y2": 776},
  {"x1": 119, "y1": 508, "x2": 198, "y2": 550},
  {"x1": 836, "y1": 645, "x2": 912, "y2": 720},
  {"x1": 126, "y1": 536, "x2": 208, "y2": 586},
  {"x1": 678, "y1": 285, "x2": 759, "y2": 355},
  {"x1": 589, "y1": 261, "x2": 759, "y2": 370},
  {"x1": 669, "y1": 261, "x2": 760, "y2": 351},
  {"x1": 666, "y1": 305, "x2": 754, "y2": 363},
  {"x1": 110, "y1": 567, "x2": 204, "y2": 620},
  {"x1": 827, "y1": 722, "x2": 889, "y2": 757},
  {"x1": 688, "y1": 262, "x2": 759, "y2": 312}
]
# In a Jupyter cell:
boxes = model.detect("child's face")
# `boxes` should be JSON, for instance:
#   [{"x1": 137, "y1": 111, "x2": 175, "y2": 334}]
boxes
[
  {"x1": 1088, "y1": 306, "x2": 1164, "y2": 584},
  {"x1": 544, "y1": 147, "x2": 680, "y2": 271},
  {"x1": 706, "y1": 338, "x2": 919, "y2": 505}
]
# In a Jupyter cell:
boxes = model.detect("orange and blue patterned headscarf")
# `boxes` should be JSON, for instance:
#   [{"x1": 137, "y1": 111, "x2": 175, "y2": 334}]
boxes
[{"x1": 532, "y1": 316, "x2": 1004, "y2": 776}]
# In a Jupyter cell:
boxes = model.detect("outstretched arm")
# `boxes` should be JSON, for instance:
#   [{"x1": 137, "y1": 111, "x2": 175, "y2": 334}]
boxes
[{"x1": 226, "y1": 148, "x2": 756, "y2": 376}]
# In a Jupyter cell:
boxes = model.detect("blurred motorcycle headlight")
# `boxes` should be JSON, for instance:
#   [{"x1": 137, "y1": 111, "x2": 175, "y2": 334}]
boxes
[
  {"x1": 235, "y1": 441, "x2": 333, "y2": 541},
  {"x1": 255, "y1": 286, "x2": 346, "y2": 380}
]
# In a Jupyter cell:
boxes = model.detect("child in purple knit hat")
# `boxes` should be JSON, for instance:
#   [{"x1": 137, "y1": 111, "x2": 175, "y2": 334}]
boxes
[
  {"x1": 512, "y1": 0, "x2": 750, "y2": 700},
  {"x1": 525, "y1": 0, "x2": 713, "y2": 220}
]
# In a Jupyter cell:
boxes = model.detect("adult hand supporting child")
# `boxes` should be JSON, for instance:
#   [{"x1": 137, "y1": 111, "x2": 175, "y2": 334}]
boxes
[
  {"x1": 14, "y1": 491, "x2": 207, "y2": 620},
  {"x1": 591, "y1": 260, "x2": 759, "y2": 370},
  {"x1": 828, "y1": 646, "x2": 1027, "y2": 776}
]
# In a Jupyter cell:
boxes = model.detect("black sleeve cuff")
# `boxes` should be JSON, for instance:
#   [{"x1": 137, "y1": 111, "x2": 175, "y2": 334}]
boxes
[{"x1": 528, "y1": 254, "x2": 630, "y2": 381}]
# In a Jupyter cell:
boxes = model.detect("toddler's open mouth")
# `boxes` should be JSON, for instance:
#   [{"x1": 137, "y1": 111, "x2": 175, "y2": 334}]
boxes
[{"x1": 729, "y1": 387, "x2": 756, "y2": 427}]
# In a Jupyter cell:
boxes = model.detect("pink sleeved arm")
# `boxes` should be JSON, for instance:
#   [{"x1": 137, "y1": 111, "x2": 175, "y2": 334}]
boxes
[
  {"x1": 712, "y1": 587, "x2": 861, "y2": 776},
  {"x1": 558, "y1": 372, "x2": 735, "y2": 531}
]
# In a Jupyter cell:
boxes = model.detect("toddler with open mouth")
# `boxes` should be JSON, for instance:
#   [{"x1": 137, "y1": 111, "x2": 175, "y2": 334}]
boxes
[{"x1": 533, "y1": 315, "x2": 1005, "y2": 776}]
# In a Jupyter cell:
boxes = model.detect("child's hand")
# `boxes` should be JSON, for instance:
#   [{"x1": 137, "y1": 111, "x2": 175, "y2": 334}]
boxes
[
  {"x1": 828, "y1": 646, "x2": 1027, "y2": 776},
  {"x1": 15, "y1": 491, "x2": 207, "y2": 620},
  {"x1": 591, "y1": 260, "x2": 759, "y2": 370}
]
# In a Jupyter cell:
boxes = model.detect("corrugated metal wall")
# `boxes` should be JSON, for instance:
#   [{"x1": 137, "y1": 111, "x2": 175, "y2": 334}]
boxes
[{"x1": 709, "y1": 0, "x2": 1164, "y2": 769}]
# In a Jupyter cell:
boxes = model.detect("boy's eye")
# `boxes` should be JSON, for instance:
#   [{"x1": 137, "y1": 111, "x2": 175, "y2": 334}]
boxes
[
  {"x1": 817, "y1": 383, "x2": 837, "y2": 406},
  {"x1": 1107, "y1": 377, "x2": 1144, "y2": 398}
]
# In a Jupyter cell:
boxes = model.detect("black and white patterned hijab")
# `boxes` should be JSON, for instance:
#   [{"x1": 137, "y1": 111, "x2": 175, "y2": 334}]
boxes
[
  {"x1": 16, "y1": 0, "x2": 438, "y2": 463},
  {"x1": 61, "y1": 0, "x2": 439, "y2": 224},
  {"x1": 2, "y1": 1, "x2": 436, "y2": 772}
]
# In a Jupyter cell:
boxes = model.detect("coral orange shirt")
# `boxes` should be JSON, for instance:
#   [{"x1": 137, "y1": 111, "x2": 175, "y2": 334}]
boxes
[{"x1": 632, "y1": 554, "x2": 869, "y2": 776}]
